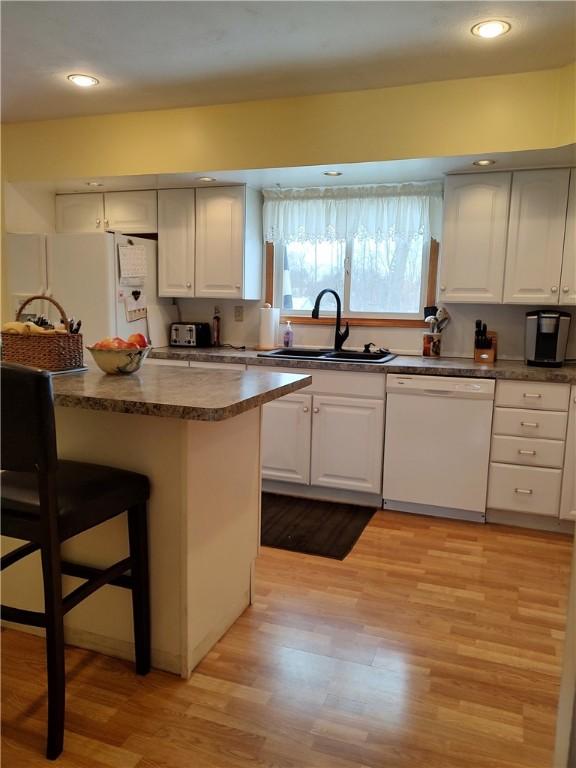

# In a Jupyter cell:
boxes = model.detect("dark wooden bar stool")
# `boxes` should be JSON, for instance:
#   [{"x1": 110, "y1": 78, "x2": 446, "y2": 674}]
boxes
[{"x1": 1, "y1": 362, "x2": 151, "y2": 760}]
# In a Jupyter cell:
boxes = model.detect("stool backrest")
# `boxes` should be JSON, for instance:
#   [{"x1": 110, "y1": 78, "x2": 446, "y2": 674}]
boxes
[{"x1": 1, "y1": 362, "x2": 58, "y2": 474}]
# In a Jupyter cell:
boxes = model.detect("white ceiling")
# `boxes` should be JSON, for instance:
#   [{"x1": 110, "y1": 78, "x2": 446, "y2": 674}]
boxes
[
  {"x1": 51, "y1": 145, "x2": 576, "y2": 193},
  {"x1": 2, "y1": 1, "x2": 575, "y2": 123}
]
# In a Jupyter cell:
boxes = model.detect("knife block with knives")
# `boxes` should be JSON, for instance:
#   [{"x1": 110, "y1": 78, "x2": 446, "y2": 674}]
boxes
[{"x1": 474, "y1": 319, "x2": 498, "y2": 364}]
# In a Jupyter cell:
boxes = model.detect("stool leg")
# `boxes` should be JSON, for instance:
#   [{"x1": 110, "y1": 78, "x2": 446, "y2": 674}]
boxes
[
  {"x1": 127, "y1": 503, "x2": 151, "y2": 675},
  {"x1": 41, "y1": 544, "x2": 65, "y2": 760}
]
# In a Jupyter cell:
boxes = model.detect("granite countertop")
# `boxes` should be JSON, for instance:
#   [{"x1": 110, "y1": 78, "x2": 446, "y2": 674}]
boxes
[
  {"x1": 149, "y1": 347, "x2": 576, "y2": 384},
  {"x1": 52, "y1": 364, "x2": 312, "y2": 421}
]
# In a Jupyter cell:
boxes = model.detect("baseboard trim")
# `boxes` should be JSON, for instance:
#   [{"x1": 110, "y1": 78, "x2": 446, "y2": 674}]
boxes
[
  {"x1": 262, "y1": 480, "x2": 382, "y2": 508},
  {"x1": 486, "y1": 509, "x2": 575, "y2": 533},
  {"x1": 0, "y1": 622, "x2": 182, "y2": 676},
  {"x1": 383, "y1": 499, "x2": 486, "y2": 523}
]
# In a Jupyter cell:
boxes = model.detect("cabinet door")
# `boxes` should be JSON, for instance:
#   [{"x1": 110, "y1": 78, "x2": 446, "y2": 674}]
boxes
[
  {"x1": 560, "y1": 170, "x2": 576, "y2": 305},
  {"x1": 503, "y1": 169, "x2": 570, "y2": 304},
  {"x1": 439, "y1": 173, "x2": 510, "y2": 303},
  {"x1": 261, "y1": 393, "x2": 312, "y2": 484},
  {"x1": 311, "y1": 395, "x2": 384, "y2": 493},
  {"x1": 105, "y1": 191, "x2": 158, "y2": 233},
  {"x1": 195, "y1": 186, "x2": 244, "y2": 298},
  {"x1": 55, "y1": 194, "x2": 104, "y2": 233},
  {"x1": 158, "y1": 189, "x2": 195, "y2": 297},
  {"x1": 560, "y1": 387, "x2": 576, "y2": 521}
]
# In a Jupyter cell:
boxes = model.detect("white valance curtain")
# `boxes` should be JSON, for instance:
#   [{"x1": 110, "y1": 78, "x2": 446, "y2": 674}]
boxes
[{"x1": 263, "y1": 181, "x2": 443, "y2": 245}]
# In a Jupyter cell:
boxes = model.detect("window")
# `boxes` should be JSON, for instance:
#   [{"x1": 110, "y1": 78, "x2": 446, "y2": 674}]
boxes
[{"x1": 264, "y1": 182, "x2": 442, "y2": 318}]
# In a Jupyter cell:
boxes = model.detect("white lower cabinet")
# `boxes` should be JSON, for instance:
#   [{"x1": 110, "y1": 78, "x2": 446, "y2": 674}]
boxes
[
  {"x1": 261, "y1": 369, "x2": 385, "y2": 496},
  {"x1": 560, "y1": 387, "x2": 576, "y2": 520},
  {"x1": 261, "y1": 393, "x2": 312, "y2": 484},
  {"x1": 488, "y1": 380, "x2": 570, "y2": 520},
  {"x1": 311, "y1": 396, "x2": 384, "y2": 493},
  {"x1": 487, "y1": 463, "x2": 563, "y2": 518}
]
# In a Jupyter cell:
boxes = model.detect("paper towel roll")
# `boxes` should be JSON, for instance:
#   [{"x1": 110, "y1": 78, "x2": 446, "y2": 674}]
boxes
[{"x1": 258, "y1": 306, "x2": 280, "y2": 350}]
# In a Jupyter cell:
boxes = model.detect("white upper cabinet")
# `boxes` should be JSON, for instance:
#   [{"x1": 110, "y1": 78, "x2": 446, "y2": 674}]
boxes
[
  {"x1": 56, "y1": 191, "x2": 157, "y2": 233},
  {"x1": 104, "y1": 191, "x2": 157, "y2": 233},
  {"x1": 503, "y1": 169, "x2": 570, "y2": 304},
  {"x1": 195, "y1": 186, "x2": 263, "y2": 300},
  {"x1": 158, "y1": 189, "x2": 195, "y2": 298},
  {"x1": 439, "y1": 173, "x2": 511, "y2": 303},
  {"x1": 55, "y1": 193, "x2": 105, "y2": 233},
  {"x1": 560, "y1": 170, "x2": 576, "y2": 305}
]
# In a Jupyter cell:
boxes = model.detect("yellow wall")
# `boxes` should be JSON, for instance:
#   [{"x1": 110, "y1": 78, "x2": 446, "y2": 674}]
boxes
[{"x1": 3, "y1": 63, "x2": 575, "y2": 182}]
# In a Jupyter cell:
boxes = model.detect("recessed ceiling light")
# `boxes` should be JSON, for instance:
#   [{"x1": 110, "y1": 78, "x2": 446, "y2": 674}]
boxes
[
  {"x1": 197, "y1": 177, "x2": 216, "y2": 182},
  {"x1": 67, "y1": 74, "x2": 99, "y2": 87},
  {"x1": 473, "y1": 159, "x2": 496, "y2": 166},
  {"x1": 323, "y1": 171, "x2": 342, "y2": 177},
  {"x1": 86, "y1": 181, "x2": 103, "y2": 187},
  {"x1": 471, "y1": 20, "x2": 511, "y2": 39}
]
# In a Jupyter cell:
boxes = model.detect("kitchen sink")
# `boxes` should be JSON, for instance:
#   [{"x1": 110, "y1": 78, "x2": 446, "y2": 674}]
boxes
[
  {"x1": 323, "y1": 351, "x2": 393, "y2": 362},
  {"x1": 262, "y1": 348, "x2": 332, "y2": 359},
  {"x1": 258, "y1": 348, "x2": 396, "y2": 364}
]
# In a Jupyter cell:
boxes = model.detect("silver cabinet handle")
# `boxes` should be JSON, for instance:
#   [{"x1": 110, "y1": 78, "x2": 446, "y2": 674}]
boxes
[
  {"x1": 518, "y1": 449, "x2": 536, "y2": 456},
  {"x1": 104, "y1": 218, "x2": 109, "y2": 227},
  {"x1": 551, "y1": 286, "x2": 558, "y2": 293},
  {"x1": 523, "y1": 393, "x2": 542, "y2": 399},
  {"x1": 186, "y1": 282, "x2": 192, "y2": 288},
  {"x1": 563, "y1": 286, "x2": 570, "y2": 293},
  {"x1": 440, "y1": 285, "x2": 446, "y2": 291},
  {"x1": 514, "y1": 488, "x2": 533, "y2": 495},
  {"x1": 235, "y1": 284, "x2": 241, "y2": 289},
  {"x1": 303, "y1": 406, "x2": 309, "y2": 413},
  {"x1": 520, "y1": 421, "x2": 539, "y2": 427},
  {"x1": 313, "y1": 407, "x2": 320, "y2": 414},
  {"x1": 96, "y1": 218, "x2": 101, "y2": 227}
]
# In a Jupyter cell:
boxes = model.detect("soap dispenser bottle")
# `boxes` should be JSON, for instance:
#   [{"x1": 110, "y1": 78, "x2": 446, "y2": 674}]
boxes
[{"x1": 283, "y1": 321, "x2": 294, "y2": 348}]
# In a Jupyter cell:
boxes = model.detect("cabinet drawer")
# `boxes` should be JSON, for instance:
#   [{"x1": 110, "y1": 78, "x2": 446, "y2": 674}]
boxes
[
  {"x1": 496, "y1": 381, "x2": 570, "y2": 411},
  {"x1": 254, "y1": 365, "x2": 385, "y2": 398},
  {"x1": 491, "y1": 435, "x2": 565, "y2": 469},
  {"x1": 493, "y1": 407, "x2": 568, "y2": 440},
  {"x1": 488, "y1": 463, "x2": 562, "y2": 517}
]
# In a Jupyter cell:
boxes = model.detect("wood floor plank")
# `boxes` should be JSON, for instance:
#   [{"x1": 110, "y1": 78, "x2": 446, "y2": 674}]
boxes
[{"x1": 2, "y1": 510, "x2": 572, "y2": 767}]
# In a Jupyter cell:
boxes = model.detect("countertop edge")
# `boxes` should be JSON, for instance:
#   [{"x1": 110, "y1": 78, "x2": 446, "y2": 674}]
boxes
[{"x1": 54, "y1": 374, "x2": 312, "y2": 421}]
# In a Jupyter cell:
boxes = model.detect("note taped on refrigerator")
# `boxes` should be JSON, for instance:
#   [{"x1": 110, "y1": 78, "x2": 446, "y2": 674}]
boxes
[
  {"x1": 118, "y1": 244, "x2": 147, "y2": 286},
  {"x1": 125, "y1": 291, "x2": 147, "y2": 322}
]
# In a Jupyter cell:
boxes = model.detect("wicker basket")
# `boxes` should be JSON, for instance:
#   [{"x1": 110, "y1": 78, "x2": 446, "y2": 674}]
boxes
[{"x1": 1, "y1": 295, "x2": 84, "y2": 372}]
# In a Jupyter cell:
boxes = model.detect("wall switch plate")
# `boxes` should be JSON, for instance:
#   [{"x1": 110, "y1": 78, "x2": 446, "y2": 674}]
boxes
[{"x1": 234, "y1": 305, "x2": 244, "y2": 322}]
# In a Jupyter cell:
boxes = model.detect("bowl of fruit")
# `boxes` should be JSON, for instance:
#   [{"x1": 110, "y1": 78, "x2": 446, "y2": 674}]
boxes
[{"x1": 87, "y1": 334, "x2": 151, "y2": 374}]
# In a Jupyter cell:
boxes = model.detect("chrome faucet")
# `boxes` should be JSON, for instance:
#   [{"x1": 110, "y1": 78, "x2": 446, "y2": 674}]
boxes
[{"x1": 311, "y1": 289, "x2": 350, "y2": 351}]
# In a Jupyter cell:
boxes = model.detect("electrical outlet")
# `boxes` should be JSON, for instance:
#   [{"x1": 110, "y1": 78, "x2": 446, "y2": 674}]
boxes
[
  {"x1": 234, "y1": 305, "x2": 244, "y2": 322},
  {"x1": 214, "y1": 305, "x2": 221, "y2": 316}
]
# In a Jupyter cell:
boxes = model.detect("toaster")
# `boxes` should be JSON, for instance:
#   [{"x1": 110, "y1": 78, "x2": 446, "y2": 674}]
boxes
[{"x1": 170, "y1": 322, "x2": 212, "y2": 347}]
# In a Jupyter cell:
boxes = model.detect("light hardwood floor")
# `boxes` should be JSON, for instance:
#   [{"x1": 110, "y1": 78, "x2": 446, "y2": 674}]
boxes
[{"x1": 2, "y1": 510, "x2": 573, "y2": 767}]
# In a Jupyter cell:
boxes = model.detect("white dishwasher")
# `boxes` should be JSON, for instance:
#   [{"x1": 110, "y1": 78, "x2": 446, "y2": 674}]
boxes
[{"x1": 383, "y1": 374, "x2": 495, "y2": 521}]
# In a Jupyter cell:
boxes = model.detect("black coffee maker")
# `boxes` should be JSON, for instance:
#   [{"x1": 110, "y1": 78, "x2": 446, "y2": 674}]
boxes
[{"x1": 525, "y1": 311, "x2": 571, "y2": 367}]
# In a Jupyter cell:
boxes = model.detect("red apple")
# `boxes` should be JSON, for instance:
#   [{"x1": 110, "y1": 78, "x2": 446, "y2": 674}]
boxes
[
  {"x1": 93, "y1": 337, "x2": 115, "y2": 350},
  {"x1": 127, "y1": 333, "x2": 148, "y2": 348}
]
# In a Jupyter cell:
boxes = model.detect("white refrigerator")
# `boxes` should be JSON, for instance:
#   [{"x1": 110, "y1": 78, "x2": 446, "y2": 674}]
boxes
[{"x1": 6, "y1": 232, "x2": 169, "y2": 347}]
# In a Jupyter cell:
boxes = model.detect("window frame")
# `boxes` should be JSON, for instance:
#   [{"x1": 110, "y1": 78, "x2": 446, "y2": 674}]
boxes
[{"x1": 272, "y1": 237, "x2": 433, "y2": 324}]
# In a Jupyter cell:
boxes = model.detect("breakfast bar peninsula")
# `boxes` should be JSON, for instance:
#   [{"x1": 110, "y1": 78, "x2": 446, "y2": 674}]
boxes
[{"x1": 1, "y1": 363, "x2": 311, "y2": 677}]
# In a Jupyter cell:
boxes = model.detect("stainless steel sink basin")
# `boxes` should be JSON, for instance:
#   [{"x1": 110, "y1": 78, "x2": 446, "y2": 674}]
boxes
[{"x1": 258, "y1": 348, "x2": 396, "y2": 364}]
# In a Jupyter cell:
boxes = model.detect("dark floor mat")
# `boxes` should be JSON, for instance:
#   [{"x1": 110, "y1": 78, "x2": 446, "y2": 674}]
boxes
[{"x1": 261, "y1": 493, "x2": 376, "y2": 560}]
